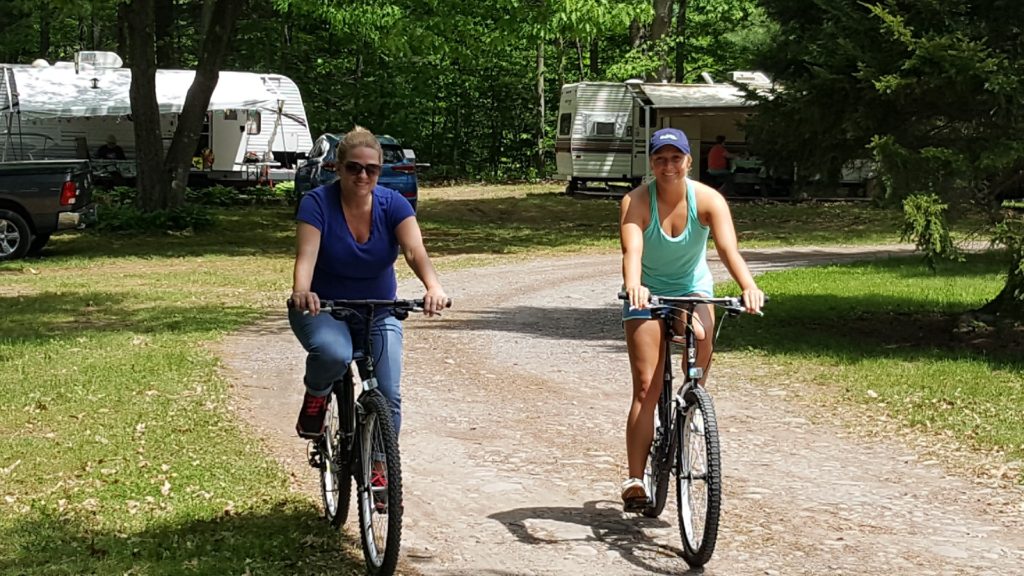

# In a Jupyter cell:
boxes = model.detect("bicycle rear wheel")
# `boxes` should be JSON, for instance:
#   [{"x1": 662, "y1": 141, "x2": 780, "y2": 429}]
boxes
[
  {"x1": 356, "y1": 391, "x2": 403, "y2": 575},
  {"x1": 676, "y1": 386, "x2": 721, "y2": 567},
  {"x1": 320, "y1": 390, "x2": 351, "y2": 527}
]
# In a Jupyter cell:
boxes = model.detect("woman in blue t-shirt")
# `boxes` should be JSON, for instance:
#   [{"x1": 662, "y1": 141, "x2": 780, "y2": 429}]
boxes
[{"x1": 289, "y1": 126, "x2": 448, "y2": 439}]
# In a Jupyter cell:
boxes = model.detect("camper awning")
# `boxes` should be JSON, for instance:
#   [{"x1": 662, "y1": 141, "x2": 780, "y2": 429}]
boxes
[
  {"x1": 638, "y1": 83, "x2": 756, "y2": 111},
  {"x1": 3, "y1": 65, "x2": 279, "y2": 118}
]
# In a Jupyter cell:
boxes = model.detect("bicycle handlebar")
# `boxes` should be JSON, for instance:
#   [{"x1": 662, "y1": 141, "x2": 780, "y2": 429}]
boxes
[
  {"x1": 287, "y1": 297, "x2": 453, "y2": 314},
  {"x1": 617, "y1": 292, "x2": 764, "y2": 315}
]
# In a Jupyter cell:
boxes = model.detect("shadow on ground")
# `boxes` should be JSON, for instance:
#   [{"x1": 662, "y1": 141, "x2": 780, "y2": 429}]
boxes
[
  {"x1": 489, "y1": 500, "x2": 705, "y2": 575},
  {"x1": 0, "y1": 505, "x2": 362, "y2": 576}
]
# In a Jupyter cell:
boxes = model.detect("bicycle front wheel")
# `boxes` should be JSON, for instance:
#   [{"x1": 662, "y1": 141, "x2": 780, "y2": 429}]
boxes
[
  {"x1": 356, "y1": 391, "x2": 403, "y2": 575},
  {"x1": 676, "y1": 386, "x2": 722, "y2": 567},
  {"x1": 321, "y1": 390, "x2": 351, "y2": 527}
]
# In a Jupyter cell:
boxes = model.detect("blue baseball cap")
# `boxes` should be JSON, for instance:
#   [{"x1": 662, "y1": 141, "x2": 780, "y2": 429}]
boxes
[{"x1": 650, "y1": 128, "x2": 690, "y2": 155}]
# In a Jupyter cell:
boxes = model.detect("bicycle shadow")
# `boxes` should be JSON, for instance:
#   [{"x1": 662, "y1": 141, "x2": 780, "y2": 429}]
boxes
[{"x1": 489, "y1": 500, "x2": 705, "y2": 575}]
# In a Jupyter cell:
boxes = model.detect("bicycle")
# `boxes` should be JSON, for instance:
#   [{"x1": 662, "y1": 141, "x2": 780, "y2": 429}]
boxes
[
  {"x1": 288, "y1": 297, "x2": 449, "y2": 575},
  {"x1": 618, "y1": 292, "x2": 761, "y2": 567}
]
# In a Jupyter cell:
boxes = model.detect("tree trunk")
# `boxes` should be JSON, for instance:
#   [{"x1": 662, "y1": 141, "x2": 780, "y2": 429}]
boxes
[
  {"x1": 200, "y1": 0, "x2": 215, "y2": 37},
  {"x1": 575, "y1": 38, "x2": 584, "y2": 78},
  {"x1": 980, "y1": 248, "x2": 1024, "y2": 320},
  {"x1": 674, "y1": 0, "x2": 688, "y2": 82},
  {"x1": 125, "y1": 0, "x2": 170, "y2": 212},
  {"x1": 155, "y1": 0, "x2": 175, "y2": 67},
  {"x1": 39, "y1": 9, "x2": 51, "y2": 60},
  {"x1": 536, "y1": 41, "x2": 545, "y2": 175},
  {"x1": 92, "y1": 15, "x2": 101, "y2": 50},
  {"x1": 589, "y1": 38, "x2": 599, "y2": 78},
  {"x1": 163, "y1": 0, "x2": 245, "y2": 205},
  {"x1": 648, "y1": 0, "x2": 674, "y2": 82},
  {"x1": 116, "y1": 3, "x2": 129, "y2": 62},
  {"x1": 629, "y1": 18, "x2": 644, "y2": 48},
  {"x1": 555, "y1": 37, "x2": 565, "y2": 89}
]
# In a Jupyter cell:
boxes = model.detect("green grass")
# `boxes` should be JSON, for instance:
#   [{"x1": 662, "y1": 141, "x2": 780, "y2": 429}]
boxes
[
  {"x1": 0, "y1": 185, "x2": 1016, "y2": 572},
  {"x1": 717, "y1": 251, "x2": 1024, "y2": 461},
  {"x1": 0, "y1": 209, "x2": 356, "y2": 574},
  {"x1": 417, "y1": 184, "x2": 989, "y2": 254}
]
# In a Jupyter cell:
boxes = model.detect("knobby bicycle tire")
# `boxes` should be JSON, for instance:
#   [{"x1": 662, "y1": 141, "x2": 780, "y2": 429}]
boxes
[
  {"x1": 356, "y1": 391, "x2": 403, "y2": 575},
  {"x1": 676, "y1": 386, "x2": 722, "y2": 567},
  {"x1": 321, "y1": 389, "x2": 352, "y2": 528}
]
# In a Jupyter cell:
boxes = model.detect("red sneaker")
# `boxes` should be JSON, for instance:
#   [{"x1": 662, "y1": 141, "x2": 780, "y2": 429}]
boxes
[{"x1": 295, "y1": 393, "x2": 330, "y2": 439}]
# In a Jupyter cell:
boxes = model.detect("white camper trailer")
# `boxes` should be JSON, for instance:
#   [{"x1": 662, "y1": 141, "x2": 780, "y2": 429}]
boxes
[
  {"x1": 0, "y1": 52, "x2": 312, "y2": 185},
  {"x1": 248, "y1": 74, "x2": 314, "y2": 169},
  {"x1": 554, "y1": 75, "x2": 765, "y2": 195}
]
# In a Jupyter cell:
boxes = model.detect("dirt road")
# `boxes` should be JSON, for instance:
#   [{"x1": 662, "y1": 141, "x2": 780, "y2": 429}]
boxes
[{"x1": 220, "y1": 246, "x2": 1024, "y2": 575}]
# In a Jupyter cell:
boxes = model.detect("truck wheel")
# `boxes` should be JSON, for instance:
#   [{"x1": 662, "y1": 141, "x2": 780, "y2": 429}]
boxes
[
  {"x1": 28, "y1": 233, "x2": 51, "y2": 255},
  {"x1": 0, "y1": 209, "x2": 32, "y2": 262}
]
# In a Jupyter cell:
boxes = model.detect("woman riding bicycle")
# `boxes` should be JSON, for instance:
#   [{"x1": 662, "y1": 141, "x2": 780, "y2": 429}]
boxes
[
  {"x1": 619, "y1": 127, "x2": 764, "y2": 508},
  {"x1": 289, "y1": 125, "x2": 448, "y2": 440}
]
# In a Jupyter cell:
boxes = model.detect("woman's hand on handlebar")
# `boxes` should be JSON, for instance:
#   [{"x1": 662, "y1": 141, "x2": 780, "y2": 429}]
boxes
[
  {"x1": 741, "y1": 286, "x2": 765, "y2": 315},
  {"x1": 422, "y1": 286, "x2": 449, "y2": 317},
  {"x1": 291, "y1": 290, "x2": 321, "y2": 316},
  {"x1": 625, "y1": 284, "x2": 650, "y2": 311}
]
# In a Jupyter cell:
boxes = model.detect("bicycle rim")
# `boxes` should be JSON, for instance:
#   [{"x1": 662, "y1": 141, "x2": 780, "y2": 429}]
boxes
[
  {"x1": 320, "y1": 392, "x2": 350, "y2": 527},
  {"x1": 676, "y1": 387, "x2": 721, "y2": 567},
  {"x1": 356, "y1": 392, "x2": 402, "y2": 575}
]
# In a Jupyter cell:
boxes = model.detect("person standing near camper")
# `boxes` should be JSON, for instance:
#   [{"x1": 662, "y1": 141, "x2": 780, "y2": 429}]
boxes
[
  {"x1": 618, "y1": 127, "x2": 764, "y2": 508},
  {"x1": 95, "y1": 135, "x2": 126, "y2": 160},
  {"x1": 705, "y1": 135, "x2": 734, "y2": 193},
  {"x1": 288, "y1": 125, "x2": 448, "y2": 439}
]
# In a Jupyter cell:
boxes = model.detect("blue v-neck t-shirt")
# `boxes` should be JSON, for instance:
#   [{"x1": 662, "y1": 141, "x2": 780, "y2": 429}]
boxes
[{"x1": 296, "y1": 181, "x2": 415, "y2": 300}]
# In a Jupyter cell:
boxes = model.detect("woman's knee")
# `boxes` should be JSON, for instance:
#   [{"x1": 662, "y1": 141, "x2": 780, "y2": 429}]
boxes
[{"x1": 630, "y1": 372, "x2": 661, "y2": 403}]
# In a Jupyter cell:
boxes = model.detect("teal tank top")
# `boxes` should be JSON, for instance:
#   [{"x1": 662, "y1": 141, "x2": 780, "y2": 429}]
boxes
[{"x1": 640, "y1": 179, "x2": 714, "y2": 297}]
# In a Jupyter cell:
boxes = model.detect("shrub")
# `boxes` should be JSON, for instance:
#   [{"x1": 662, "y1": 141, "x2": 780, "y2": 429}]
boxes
[
  {"x1": 901, "y1": 193, "x2": 963, "y2": 270},
  {"x1": 95, "y1": 204, "x2": 215, "y2": 233}
]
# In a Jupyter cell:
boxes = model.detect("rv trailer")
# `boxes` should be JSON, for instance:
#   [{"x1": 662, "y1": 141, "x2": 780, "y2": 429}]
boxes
[
  {"x1": 554, "y1": 75, "x2": 765, "y2": 196},
  {"x1": 0, "y1": 52, "x2": 312, "y2": 186}
]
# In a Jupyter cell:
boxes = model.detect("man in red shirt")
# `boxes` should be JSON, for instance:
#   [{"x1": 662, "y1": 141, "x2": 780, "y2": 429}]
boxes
[{"x1": 706, "y1": 135, "x2": 735, "y2": 193}]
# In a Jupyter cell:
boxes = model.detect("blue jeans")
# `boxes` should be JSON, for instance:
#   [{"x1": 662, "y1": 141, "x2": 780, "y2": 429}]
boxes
[{"x1": 288, "y1": 309, "x2": 404, "y2": 436}]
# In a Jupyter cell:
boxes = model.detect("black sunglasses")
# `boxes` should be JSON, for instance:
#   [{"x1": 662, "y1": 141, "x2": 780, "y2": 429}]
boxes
[{"x1": 342, "y1": 161, "x2": 382, "y2": 178}]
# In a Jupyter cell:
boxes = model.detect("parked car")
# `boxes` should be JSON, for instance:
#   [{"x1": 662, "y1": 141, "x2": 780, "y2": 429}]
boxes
[
  {"x1": 0, "y1": 159, "x2": 95, "y2": 261},
  {"x1": 294, "y1": 134, "x2": 420, "y2": 210}
]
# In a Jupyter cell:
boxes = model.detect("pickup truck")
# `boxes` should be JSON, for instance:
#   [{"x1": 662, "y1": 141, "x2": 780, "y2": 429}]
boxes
[{"x1": 0, "y1": 160, "x2": 96, "y2": 262}]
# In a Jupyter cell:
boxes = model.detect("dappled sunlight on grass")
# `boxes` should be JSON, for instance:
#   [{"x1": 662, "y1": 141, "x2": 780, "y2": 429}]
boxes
[{"x1": 718, "y1": 252, "x2": 1023, "y2": 459}]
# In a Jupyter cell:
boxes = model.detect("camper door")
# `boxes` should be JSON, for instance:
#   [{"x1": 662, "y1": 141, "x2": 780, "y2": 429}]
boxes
[
  {"x1": 209, "y1": 109, "x2": 251, "y2": 171},
  {"x1": 631, "y1": 104, "x2": 657, "y2": 180}
]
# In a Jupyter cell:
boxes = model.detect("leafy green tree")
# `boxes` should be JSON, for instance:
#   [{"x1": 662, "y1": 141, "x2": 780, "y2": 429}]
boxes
[{"x1": 748, "y1": 0, "x2": 1024, "y2": 317}]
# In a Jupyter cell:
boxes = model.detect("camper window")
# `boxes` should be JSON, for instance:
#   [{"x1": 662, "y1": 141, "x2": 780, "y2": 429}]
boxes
[
  {"x1": 558, "y1": 113, "x2": 572, "y2": 136},
  {"x1": 246, "y1": 110, "x2": 261, "y2": 135},
  {"x1": 585, "y1": 112, "x2": 628, "y2": 137},
  {"x1": 593, "y1": 122, "x2": 616, "y2": 136}
]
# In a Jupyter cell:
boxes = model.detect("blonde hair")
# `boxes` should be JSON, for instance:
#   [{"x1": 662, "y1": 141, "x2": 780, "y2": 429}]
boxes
[{"x1": 336, "y1": 125, "x2": 382, "y2": 163}]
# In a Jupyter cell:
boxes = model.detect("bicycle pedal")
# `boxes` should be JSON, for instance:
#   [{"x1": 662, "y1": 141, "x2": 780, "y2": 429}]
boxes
[
  {"x1": 623, "y1": 497, "x2": 649, "y2": 514},
  {"x1": 307, "y1": 451, "x2": 323, "y2": 469}
]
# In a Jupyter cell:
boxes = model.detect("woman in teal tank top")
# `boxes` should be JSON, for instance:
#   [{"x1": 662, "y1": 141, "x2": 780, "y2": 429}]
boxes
[{"x1": 617, "y1": 127, "x2": 765, "y2": 507}]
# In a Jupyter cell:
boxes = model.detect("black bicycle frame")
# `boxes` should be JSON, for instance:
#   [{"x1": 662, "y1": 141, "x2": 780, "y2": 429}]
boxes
[
  {"x1": 325, "y1": 303, "x2": 385, "y2": 476},
  {"x1": 652, "y1": 305, "x2": 698, "y2": 474}
]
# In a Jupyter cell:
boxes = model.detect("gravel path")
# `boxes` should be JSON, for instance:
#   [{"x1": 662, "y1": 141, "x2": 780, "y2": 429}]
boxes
[{"x1": 218, "y1": 245, "x2": 1024, "y2": 575}]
